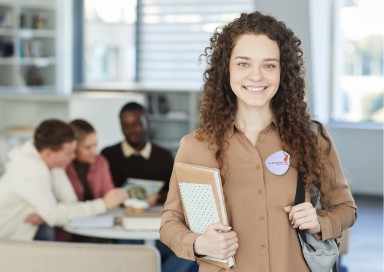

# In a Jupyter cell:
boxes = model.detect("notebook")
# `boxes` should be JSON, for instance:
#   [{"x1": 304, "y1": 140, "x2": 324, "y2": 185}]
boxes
[{"x1": 175, "y1": 162, "x2": 235, "y2": 269}]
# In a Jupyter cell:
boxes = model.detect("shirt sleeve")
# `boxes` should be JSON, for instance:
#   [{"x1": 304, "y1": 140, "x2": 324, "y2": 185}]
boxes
[
  {"x1": 316, "y1": 126, "x2": 357, "y2": 240},
  {"x1": 15, "y1": 166, "x2": 107, "y2": 227},
  {"x1": 160, "y1": 135, "x2": 200, "y2": 261}
]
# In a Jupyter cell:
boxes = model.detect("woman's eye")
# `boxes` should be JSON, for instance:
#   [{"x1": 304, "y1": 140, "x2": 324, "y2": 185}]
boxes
[
  {"x1": 238, "y1": 62, "x2": 249, "y2": 67},
  {"x1": 265, "y1": 63, "x2": 276, "y2": 69}
]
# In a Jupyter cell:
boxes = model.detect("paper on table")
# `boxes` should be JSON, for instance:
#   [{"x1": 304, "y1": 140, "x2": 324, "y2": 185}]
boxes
[{"x1": 68, "y1": 214, "x2": 115, "y2": 229}]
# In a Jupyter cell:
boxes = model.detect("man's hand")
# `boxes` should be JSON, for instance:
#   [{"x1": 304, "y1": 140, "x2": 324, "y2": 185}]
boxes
[
  {"x1": 103, "y1": 188, "x2": 128, "y2": 209},
  {"x1": 24, "y1": 212, "x2": 45, "y2": 226},
  {"x1": 194, "y1": 223, "x2": 239, "y2": 260},
  {"x1": 284, "y1": 202, "x2": 321, "y2": 234}
]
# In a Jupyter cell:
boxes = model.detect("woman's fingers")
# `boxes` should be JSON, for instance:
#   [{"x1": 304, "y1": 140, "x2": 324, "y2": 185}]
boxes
[{"x1": 284, "y1": 202, "x2": 321, "y2": 233}]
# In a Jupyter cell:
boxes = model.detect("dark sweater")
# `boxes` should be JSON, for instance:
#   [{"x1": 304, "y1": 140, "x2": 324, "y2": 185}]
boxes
[{"x1": 101, "y1": 142, "x2": 174, "y2": 204}]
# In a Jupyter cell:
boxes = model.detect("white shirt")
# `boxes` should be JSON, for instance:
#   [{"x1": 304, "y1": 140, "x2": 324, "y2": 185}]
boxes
[
  {"x1": 0, "y1": 141, "x2": 106, "y2": 240},
  {"x1": 121, "y1": 141, "x2": 152, "y2": 160}
]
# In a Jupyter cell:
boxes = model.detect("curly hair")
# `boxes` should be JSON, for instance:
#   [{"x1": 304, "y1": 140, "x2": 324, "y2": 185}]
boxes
[{"x1": 196, "y1": 11, "x2": 334, "y2": 205}]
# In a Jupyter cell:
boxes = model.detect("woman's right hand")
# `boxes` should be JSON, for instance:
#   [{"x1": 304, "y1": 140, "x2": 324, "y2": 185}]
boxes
[
  {"x1": 103, "y1": 188, "x2": 128, "y2": 209},
  {"x1": 193, "y1": 223, "x2": 239, "y2": 260}
]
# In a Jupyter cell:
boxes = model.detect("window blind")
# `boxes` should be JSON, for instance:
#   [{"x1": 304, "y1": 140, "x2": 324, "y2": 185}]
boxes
[{"x1": 137, "y1": 0, "x2": 255, "y2": 89}]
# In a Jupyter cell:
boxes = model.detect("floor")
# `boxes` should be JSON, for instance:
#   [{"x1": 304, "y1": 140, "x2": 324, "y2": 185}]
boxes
[{"x1": 341, "y1": 194, "x2": 383, "y2": 272}]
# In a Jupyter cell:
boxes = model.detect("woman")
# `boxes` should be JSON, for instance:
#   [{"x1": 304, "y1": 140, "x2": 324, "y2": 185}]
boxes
[
  {"x1": 160, "y1": 12, "x2": 357, "y2": 271},
  {"x1": 66, "y1": 119, "x2": 115, "y2": 201}
]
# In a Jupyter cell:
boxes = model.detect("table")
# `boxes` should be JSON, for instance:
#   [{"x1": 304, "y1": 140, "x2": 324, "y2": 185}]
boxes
[{"x1": 64, "y1": 208, "x2": 160, "y2": 246}]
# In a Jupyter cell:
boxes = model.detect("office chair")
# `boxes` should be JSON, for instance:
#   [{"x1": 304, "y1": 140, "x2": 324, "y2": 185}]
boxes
[{"x1": 0, "y1": 240, "x2": 160, "y2": 272}]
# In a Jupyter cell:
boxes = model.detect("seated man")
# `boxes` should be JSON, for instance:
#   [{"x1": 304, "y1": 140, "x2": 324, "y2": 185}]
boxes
[
  {"x1": 101, "y1": 101, "x2": 173, "y2": 205},
  {"x1": 0, "y1": 119, "x2": 127, "y2": 241},
  {"x1": 101, "y1": 102, "x2": 197, "y2": 272}
]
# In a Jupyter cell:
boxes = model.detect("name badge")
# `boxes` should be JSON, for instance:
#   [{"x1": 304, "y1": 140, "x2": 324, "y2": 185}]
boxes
[{"x1": 265, "y1": 150, "x2": 290, "y2": 175}]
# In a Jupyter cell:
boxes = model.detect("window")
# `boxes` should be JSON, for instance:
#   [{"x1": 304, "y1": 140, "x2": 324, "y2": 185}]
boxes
[
  {"x1": 332, "y1": 0, "x2": 383, "y2": 123},
  {"x1": 137, "y1": 0, "x2": 255, "y2": 89},
  {"x1": 78, "y1": 0, "x2": 137, "y2": 84}
]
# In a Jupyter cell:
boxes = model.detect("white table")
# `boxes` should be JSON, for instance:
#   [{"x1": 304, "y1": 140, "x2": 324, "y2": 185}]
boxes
[{"x1": 64, "y1": 208, "x2": 160, "y2": 246}]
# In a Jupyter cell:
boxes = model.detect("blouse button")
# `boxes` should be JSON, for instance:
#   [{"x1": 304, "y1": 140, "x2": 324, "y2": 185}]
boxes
[
  {"x1": 258, "y1": 189, "x2": 263, "y2": 195},
  {"x1": 256, "y1": 164, "x2": 261, "y2": 170},
  {"x1": 261, "y1": 243, "x2": 267, "y2": 249}
]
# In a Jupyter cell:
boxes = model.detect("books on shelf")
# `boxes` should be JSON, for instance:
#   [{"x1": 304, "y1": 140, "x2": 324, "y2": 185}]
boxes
[{"x1": 175, "y1": 162, "x2": 235, "y2": 269}]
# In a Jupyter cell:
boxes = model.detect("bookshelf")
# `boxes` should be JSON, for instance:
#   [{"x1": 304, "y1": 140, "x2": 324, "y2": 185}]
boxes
[{"x1": 0, "y1": 0, "x2": 67, "y2": 94}]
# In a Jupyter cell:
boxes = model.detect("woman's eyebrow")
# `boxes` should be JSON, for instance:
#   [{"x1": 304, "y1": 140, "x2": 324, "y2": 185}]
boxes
[{"x1": 234, "y1": 56, "x2": 279, "y2": 62}]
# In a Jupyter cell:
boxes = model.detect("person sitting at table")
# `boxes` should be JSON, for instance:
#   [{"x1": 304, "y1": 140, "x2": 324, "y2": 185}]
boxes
[
  {"x1": 101, "y1": 102, "x2": 197, "y2": 272},
  {"x1": 0, "y1": 119, "x2": 127, "y2": 241},
  {"x1": 67, "y1": 119, "x2": 115, "y2": 202},
  {"x1": 101, "y1": 101, "x2": 173, "y2": 205},
  {"x1": 56, "y1": 119, "x2": 117, "y2": 242}
]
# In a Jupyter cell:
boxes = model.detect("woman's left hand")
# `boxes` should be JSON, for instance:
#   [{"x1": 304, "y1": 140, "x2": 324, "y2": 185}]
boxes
[{"x1": 284, "y1": 203, "x2": 321, "y2": 234}]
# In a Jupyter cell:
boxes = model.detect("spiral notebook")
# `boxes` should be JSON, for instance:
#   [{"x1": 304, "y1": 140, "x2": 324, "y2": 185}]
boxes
[{"x1": 175, "y1": 162, "x2": 235, "y2": 269}]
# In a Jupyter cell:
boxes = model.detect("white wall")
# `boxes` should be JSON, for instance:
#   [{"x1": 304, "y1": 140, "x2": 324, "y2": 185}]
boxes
[
  {"x1": 69, "y1": 92, "x2": 145, "y2": 150},
  {"x1": 328, "y1": 125, "x2": 383, "y2": 195}
]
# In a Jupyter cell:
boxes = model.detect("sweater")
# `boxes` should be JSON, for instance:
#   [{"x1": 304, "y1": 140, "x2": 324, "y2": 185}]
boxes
[
  {"x1": 101, "y1": 141, "x2": 174, "y2": 204},
  {"x1": 65, "y1": 155, "x2": 114, "y2": 201},
  {"x1": 0, "y1": 141, "x2": 106, "y2": 241}
]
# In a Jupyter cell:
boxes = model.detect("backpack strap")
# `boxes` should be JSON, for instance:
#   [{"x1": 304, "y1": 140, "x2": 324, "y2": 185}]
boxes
[{"x1": 295, "y1": 172, "x2": 339, "y2": 272}]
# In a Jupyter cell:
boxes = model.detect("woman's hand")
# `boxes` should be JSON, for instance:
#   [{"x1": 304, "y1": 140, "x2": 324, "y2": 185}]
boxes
[
  {"x1": 146, "y1": 194, "x2": 160, "y2": 207},
  {"x1": 24, "y1": 212, "x2": 45, "y2": 225},
  {"x1": 284, "y1": 203, "x2": 321, "y2": 234},
  {"x1": 193, "y1": 223, "x2": 239, "y2": 260},
  {"x1": 103, "y1": 188, "x2": 128, "y2": 209}
]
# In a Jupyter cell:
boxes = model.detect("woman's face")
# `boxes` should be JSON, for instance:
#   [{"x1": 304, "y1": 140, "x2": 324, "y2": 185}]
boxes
[
  {"x1": 76, "y1": 132, "x2": 98, "y2": 164},
  {"x1": 229, "y1": 34, "x2": 281, "y2": 112}
]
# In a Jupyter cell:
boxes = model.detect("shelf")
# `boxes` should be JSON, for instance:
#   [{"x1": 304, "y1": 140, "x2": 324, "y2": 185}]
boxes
[
  {"x1": 18, "y1": 57, "x2": 55, "y2": 66},
  {"x1": 18, "y1": 29, "x2": 55, "y2": 38},
  {"x1": 149, "y1": 112, "x2": 189, "y2": 122},
  {"x1": 0, "y1": 28, "x2": 15, "y2": 35},
  {"x1": 0, "y1": 0, "x2": 63, "y2": 95},
  {"x1": 0, "y1": 57, "x2": 14, "y2": 64}
]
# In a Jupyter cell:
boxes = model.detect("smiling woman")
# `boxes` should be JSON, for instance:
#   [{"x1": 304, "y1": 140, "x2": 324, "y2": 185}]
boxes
[{"x1": 160, "y1": 11, "x2": 357, "y2": 272}]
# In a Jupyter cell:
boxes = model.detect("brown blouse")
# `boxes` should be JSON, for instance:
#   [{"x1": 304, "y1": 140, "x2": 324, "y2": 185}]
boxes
[{"x1": 160, "y1": 123, "x2": 356, "y2": 272}]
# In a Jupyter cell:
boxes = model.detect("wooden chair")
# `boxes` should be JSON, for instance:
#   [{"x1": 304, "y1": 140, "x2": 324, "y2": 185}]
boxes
[{"x1": 0, "y1": 240, "x2": 160, "y2": 272}]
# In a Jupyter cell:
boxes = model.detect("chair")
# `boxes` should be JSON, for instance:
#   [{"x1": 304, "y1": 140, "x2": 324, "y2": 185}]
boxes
[{"x1": 0, "y1": 240, "x2": 160, "y2": 272}]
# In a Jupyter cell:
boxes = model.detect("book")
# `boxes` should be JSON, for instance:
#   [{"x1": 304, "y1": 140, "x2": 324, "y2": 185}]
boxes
[
  {"x1": 122, "y1": 207, "x2": 162, "y2": 231},
  {"x1": 123, "y1": 178, "x2": 164, "y2": 200},
  {"x1": 175, "y1": 162, "x2": 235, "y2": 269}
]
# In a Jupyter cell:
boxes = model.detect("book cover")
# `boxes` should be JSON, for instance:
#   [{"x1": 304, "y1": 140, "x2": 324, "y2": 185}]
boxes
[
  {"x1": 175, "y1": 162, "x2": 235, "y2": 269},
  {"x1": 123, "y1": 178, "x2": 164, "y2": 200}
]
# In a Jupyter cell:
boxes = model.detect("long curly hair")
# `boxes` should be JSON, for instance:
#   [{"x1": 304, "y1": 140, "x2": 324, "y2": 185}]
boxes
[{"x1": 196, "y1": 12, "x2": 333, "y2": 205}]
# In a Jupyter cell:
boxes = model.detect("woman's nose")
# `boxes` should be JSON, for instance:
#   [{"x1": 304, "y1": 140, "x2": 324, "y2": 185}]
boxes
[{"x1": 249, "y1": 66, "x2": 262, "y2": 81}]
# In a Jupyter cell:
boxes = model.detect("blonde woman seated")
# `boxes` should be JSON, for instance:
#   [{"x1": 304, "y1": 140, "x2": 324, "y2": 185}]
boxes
[
  {"x1": 56, "y1": 119, "x2": 122, "y2": 242},
  {"x1": 66, "y1": 119, "x2": 115, "y2": 202}
]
